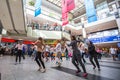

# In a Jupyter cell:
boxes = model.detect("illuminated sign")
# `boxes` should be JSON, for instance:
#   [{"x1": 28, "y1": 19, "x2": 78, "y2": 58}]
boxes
[{"x1": 89, "y1": 35, "x2": 120, "y2": 43}]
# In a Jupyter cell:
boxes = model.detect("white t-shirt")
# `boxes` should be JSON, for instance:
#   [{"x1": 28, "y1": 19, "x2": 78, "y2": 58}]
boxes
[
  {"x1": 45, "y1": 45, "x2": 50, "y2": 52},
  {"x1": 16, "y1": 44, "x2": 24, "y2": 50},
  {"x1": 110, "y1": 48, "x2": 116, "y2": 54},
  {"x1": 55, "y1": 43, "x2": 61, "y2": 53}
]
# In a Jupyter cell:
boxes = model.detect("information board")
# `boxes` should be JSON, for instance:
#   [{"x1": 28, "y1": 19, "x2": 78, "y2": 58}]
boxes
[{"x1": 89, "y1": 35, "x2": 120, "y2": 43}]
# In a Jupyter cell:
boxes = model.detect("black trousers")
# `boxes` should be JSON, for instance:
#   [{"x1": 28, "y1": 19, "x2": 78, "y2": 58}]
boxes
[
  {"x1": 16, "y1": 50, "x2": 22, "y2": 62},
  {"x1": 22, "y1": 52, "x2": 25, "y2": 59},
  {"x1": 72, "y1": 50, "x2": 86, "y2": 73},
  {"x1": 82, "y1": 52, "x2": 86, "y2": 63},
  {"x1": 35, "y1": 52, "x2": 45, "y2": 69},
  {"x1": 89, "y1": 54, "x2": 100, "y2": 68}
]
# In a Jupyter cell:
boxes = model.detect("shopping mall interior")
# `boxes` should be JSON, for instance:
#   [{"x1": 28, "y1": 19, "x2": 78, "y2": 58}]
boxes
[{"x1": 0, "y1": 0, "x2": 120, "y2": 80}]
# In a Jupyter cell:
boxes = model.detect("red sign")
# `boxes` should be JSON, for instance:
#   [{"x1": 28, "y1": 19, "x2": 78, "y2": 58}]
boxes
[
  {"x1": 62, "y1": 20, "x2": 69, "y2": 26},
  {"x1": 62, "y1": 0, "x2": 75, "y2": 26},
  {"x1": 67, "y1": 0, "x2": 75, "y2": 12},
  {"x1": 1, "y1": 37, "x2": 34, "y2": 44},
  {"x1": 62, "y1": 0, "x2": 68, "y2": 26},
  {"x1": 1, "y1": 38, "x2": 15, "y2": 43},
  {"x1": 62, "y1": 0, "x2": 67, "y2": 14},
  {"x1": 23, "y1": 41, "x2": 34, "y2": 44}
]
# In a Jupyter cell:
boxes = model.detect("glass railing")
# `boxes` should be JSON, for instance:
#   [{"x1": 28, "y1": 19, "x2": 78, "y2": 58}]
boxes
[
  {"x1": 74, "y1": 12, "x2": 118, "y2": 27},
  {"x1": 27, "y1": 24, "x2": 62, "y2": 31},
  {"x1": 27, "y1": 23, "x2": 72, "y2": 35},
  {"x1": 27, "y1": 24, "x2": 71, "y2": 39},
  {"x1": 27, "y1": 27, "x2": 71, "y2": 40}
]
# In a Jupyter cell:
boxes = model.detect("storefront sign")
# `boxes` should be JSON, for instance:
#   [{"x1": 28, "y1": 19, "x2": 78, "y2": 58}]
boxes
[
  {"x1": 89, "y1": 35, "x2": 120, "y2": 43},
  {"x1": 1, "y1": 38, "x2": 15, "y2": 43},
  {"x1": 44, "y1": 40, "x2": 57, "y2": 44}
]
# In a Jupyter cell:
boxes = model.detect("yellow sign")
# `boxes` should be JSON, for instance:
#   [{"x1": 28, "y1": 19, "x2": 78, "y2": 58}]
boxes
[{"x1": 44, "y1": 40, "x2": 57, "y2": 44}]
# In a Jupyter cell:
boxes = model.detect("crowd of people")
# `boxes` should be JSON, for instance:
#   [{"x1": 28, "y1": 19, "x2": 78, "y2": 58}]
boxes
[
  {"x1": 28, "y1": 23, "x2": 62, "y2": 31},
  {"x1": 0, "y1": 36, "x2": 120, "y2": 78}
]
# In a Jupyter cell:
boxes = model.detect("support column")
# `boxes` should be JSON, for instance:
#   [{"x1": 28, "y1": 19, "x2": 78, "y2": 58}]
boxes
[
  {"x1": 27, "y1": 25, "x2": 32, "y2": 37},
  {"x1": 0, "y1": 20, "x2": 3, "y2": 43},
  {"x1": 82, "y1": 24, "x2": 87, "y2": 41}
]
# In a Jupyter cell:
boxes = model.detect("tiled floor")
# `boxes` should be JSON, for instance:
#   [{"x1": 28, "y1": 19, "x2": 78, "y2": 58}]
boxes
[{"x1": 0, "y1": 56, "x2": 120, "y2": 80}]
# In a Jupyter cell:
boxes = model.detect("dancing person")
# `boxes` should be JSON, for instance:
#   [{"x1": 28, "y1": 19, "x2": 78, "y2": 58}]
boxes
[
  {"x1": 86, "y1": 40, "x2": 100, "y2": 71},
  {"x1": 15, "y1": 41, "x2": 24, "y2": 64},
  {"x1": 45, "y1": 45, "x2": 50, "y2": 62},
  {"x1": 68, "y1": 36, "x2": 88, "y2": 77},
  {"x1": 34, "y1": 37, "x2": 46, "y2": 72},
  {"x1": 55, "y1": 40, "x2": 62, "y2": 66}
]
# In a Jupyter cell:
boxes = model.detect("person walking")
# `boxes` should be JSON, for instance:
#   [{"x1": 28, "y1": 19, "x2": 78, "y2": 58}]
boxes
[
  {"x1": 45, "y1": 45, "x2": 50, "y2": 62},
  {"x1": 55, "y1": 40, "x2": 62, "y2": 66},
  {"x1": 109, "y1": 46, "x2": 116, "y2": 61}
]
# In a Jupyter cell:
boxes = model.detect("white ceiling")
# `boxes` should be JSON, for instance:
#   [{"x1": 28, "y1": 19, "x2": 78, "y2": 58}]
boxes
[
  {"x1": 0, "y1": 0, "x2": 26, "y2": 34},
  {"x1": 0, "y1": 0, "x2": 15, "y2": 33}
]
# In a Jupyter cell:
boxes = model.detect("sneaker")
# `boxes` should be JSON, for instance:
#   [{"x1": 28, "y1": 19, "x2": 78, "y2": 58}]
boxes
[
  {"x1": 41, "y1": 69, "x2": 46, "y2": 73},
  {"x1": 38, "y1": 67, "x2": 42, "y2": 71},
  {"x1": 83, "y1": 73, "x2": 88, "y2": 77},
  {"x1": 76, "y1": 70, "x2": 81, "y2": 73},
  {"x1": 14, "y1": 62, "x2": 17, "y2": 65},
  {"x1": 98, "y1": 68, "x2": 101, "y2": 71}
]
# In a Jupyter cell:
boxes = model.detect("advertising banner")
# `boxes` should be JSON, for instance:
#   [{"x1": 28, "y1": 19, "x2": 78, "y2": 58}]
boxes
[
  {"x1": 84, "y1": 0, "x2": 97, "y2": 23},
  {"x1": 67, "y1": 0, "x2": 75, "y2": 12},
  {"x1": 62, "y1": 0, "x2": 67, "y2": 14},
  {"x1": 62, "y1": 0, "x2": 68, "y2": 26},
  {"x1": 62, "y1": 12, "x2": 68, "y2": 26},
  {"x1": 34, "y1": 0, "x2": 42, "y2": 17}
]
